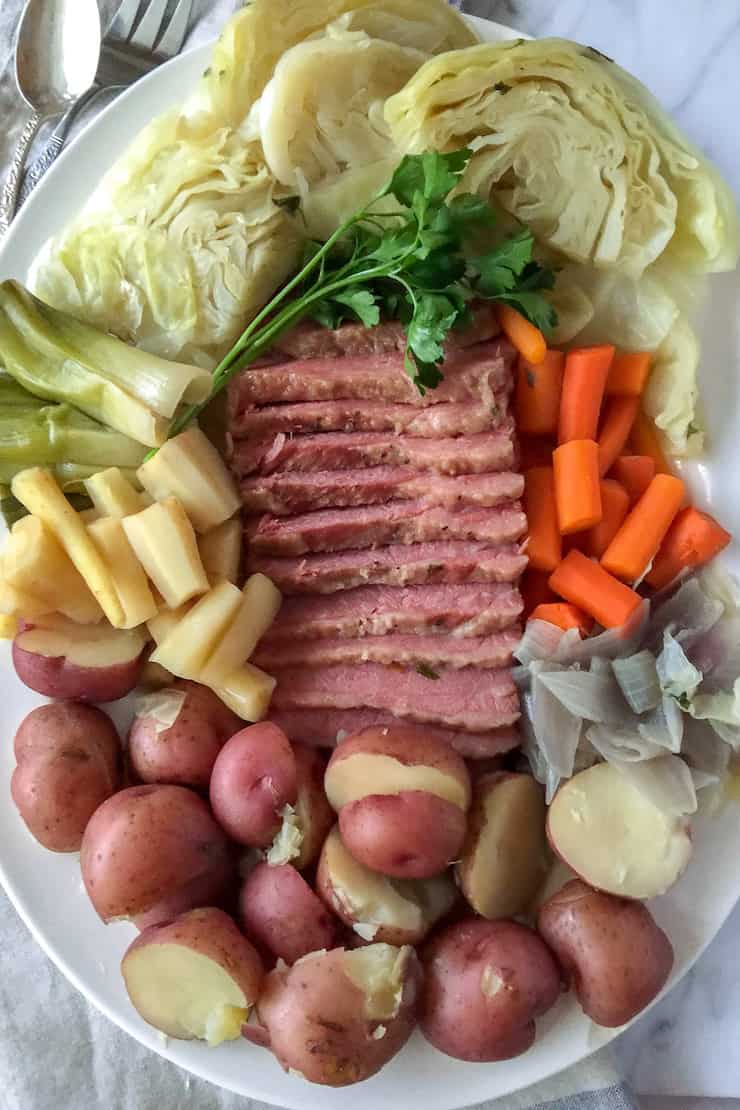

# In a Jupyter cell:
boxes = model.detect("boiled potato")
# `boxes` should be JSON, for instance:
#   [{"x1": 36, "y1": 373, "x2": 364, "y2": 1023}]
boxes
[
  {"x1": 267, "y1": 744, "x2": 334, "y2": 870},
  {"x1": 537, "y1": 879, "x2": 674, "y2": 1027},
  {"x1": 420, "y1": 918, "x2": 561, "y2": 1061},
  {"x1": 239, "y1": 862, "x2": 337, "y2": 964},
  {"x1": 122, "y1": 907, "x2": 264, "y2": 1045},
  {"x1": 81, "y1": 784, "x2": 232, "y2": 927},
  {"x1": 11, "y1": 702, "x2": 121, "y2": 851},
  {"x1": 209, "y1": 722, "x2": 297, "y2": 847},
  {"x1": 324, "y1": 725, "x2": 471, "y2": 878}
]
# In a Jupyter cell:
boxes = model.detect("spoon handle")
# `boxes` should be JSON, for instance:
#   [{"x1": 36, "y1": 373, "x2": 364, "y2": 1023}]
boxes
[{"x1": 0, "y1": 111, "x2": 43, "y2": 238}]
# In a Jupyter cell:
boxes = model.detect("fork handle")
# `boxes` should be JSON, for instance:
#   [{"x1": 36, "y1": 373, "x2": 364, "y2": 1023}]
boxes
[
  {"x1": 20, "y1": 87, "x2": 107, "y2": 204},
  {"x1": 0, "y1": 111, "x2": 42, "y2": 237}
]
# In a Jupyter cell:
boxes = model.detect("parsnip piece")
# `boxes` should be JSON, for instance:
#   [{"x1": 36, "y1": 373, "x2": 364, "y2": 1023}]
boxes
[
  {"x1": 0, "y1": 613, "x2": 18, "y2": 639},
  {"x1": 198, "y1": 517, "x2": 242, "y2": 584},
  {"x1": 137, "y1": 428, "x2": 240, "y2": 533},
  {"x1": 200, "y1": 573, "x2": 282, "y2": 685},
  {"x1": 4, "y1": 516, "x2": 104, "y2": 625},
  {"x1": 151, "y1": 581, "x2": 244, "y2": 679},
  {"x1": 84, "y1": 467, "x2": 147, "y2": 518},
  {"x1": 0, "y1": 576, "x2": 53, "y2": 619},
  {"x1": 212, "y1": 663, "x2": 276, "y2": 722},
  {"x1": 87, "y1": 517, "x2": 158, "y2": 629},
  {"x1": 10, "y1": 468, "x2": 123, "y2": 626},
  {"x1": 147, "y1": 601, "x2": 194, "y2": 646},
  {"x1": 122, "y1": 497, "x2": 208, "y2": 608}
]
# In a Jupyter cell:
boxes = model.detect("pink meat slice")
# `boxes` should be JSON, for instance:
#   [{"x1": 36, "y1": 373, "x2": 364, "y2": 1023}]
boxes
[
  {"x1": 247, "y1": 501, "x2": 527, "y2": 556},
  {"x1": 262, "y1": 582, "x2": 524, "y2": 641},
  {"x1": 267, "y1": 708, "x2": 520, "y2": 759},
  {"x1": 270, "y1": 662, "x2": 520, "y2": 731},
  {"x1": 241, "y1": 468, "x2": 524, "y2": 516},
  {"x1": 233, "y1": 340, "x2": 514, "y2": 409},
  {"x1": 248, "y1": 541, "x2": 528, "y2": 594},
  {"x1": 254, "y1": 628, "x2": 520, "y2": 671}
]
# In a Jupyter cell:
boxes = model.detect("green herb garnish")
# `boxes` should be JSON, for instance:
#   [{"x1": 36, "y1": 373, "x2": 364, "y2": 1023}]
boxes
[{"x1": 416, "y1": 663, "x2": 440, "y2": 680}]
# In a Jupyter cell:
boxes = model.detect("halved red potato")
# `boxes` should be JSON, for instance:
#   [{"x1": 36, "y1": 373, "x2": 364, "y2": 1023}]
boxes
[
  {"x1": 252, "y1": 943, "x2": 421, "y2": 1086},
  {"x1": 547, "y1": 762, "x2": 692, "y2": 899},
  {"x1": 457, "y1": 772, "x2": 548, "y2": 919},
  {"x1": 239, "y1": 861, "x2": 337, "y2": 964},
  {"x1": 537, "y1": 879, "x2": 674, "y2": 1027},
  {"x1": 267, "y1": 744, "x2": 334, "y2": 870},
  {"x1": 324, "y1": 726, "x2": 471, "y2": 878},
  {"x1": 81, "y1": 784, "x2": 232, "y2": 926},
  {"x1": 12, "y1": 618, "x2": 146, "y2": 702},
  {"x1": 420, "y1": 918, "x2": 561, "y2": 1062},
  {"x1": 122, "y1": 907, "x2": 264, "y2": 1045},
  {"x1": 209, "y1": 722, "x2": 297, "y2": 847},
  {"x1": 12, "y1": 702, "x2": 121, "y2": 851},
  {"x1": 317, "y1": 825, "x2": 457, "y2": 946}
]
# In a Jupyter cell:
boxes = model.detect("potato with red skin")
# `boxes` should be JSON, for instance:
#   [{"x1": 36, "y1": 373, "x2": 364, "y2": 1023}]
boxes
[
  {"x1": 253, "y1": 943, "x2": 421, "y2": 1086},
  {"x1": 11, "y1": 702, "x2": 121, "y2": 852},
  {"x1": 209, "y1": 723, "x2": 297, "y2": 847},
  {"x1": 122, "y1": 908, "x2": 264, "y2": 1045},
  {"x1": 325, "y1": 726, "x2": 471, "y2": 878},
  {"x1": 267, "y1": 744, "x2": 335, "y2": 869},
  {"x1": 128, "y1": 680, "x2": 241, "y2": 788},
  {"x1": 537, "y1": 879, "x2": 674, "y2": 1027},
  {"x1": 239, "y1": 861, "x2": 337, "y2": 964},
  {"x1": 420, "y1": 918, "x2": 561, "y2": 1062},
  {"x1": 12, "y1": 621, "x2": 145, "y2": 703},
  {"x1": 81, "y1": 785, "x2": 232, "y2": 926}
]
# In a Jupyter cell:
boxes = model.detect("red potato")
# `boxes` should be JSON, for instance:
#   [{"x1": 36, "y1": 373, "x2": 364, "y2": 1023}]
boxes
[
  {"x1": 324, "y1": 726, "x2": 471, "y2": 878},
  {"x1": 457, "y1": 773, "x2": 548, "y2": 919},
  {"x1": 209, "y1": 723, "x2": 297, "y2": 847},
  {"x1": 122, "y1": 907, "x2": 264, "y2": 1045},
  {"x1": 12, "y1": 620, "x2": 146, "y2": 702},
  {"x1": 239, "y1": 861, "x2": 337, "y2": 964},
  {"x1": 128, "y1": 680, "x2": 241, "y2": 788},
  {"x1": 420, "y1": 918, "x2": 561, "y2": 1062},
  {"x1": 317, "y1": 825, "x2": 457, "y2": 946},
  {"x1": 11, "y1": 702, "x2": 121, "y2": 852},
  {"x1": 267, "y1": 744, "x2": 334, "y2": 870},
  {"x1": 81, "y1": 785, "x2": 233, "y2": 927},
  {"x1": 253, "y1": 944, "x2": 421, "y2": 1086},
  {"x1": 538, "y1": 880, "x2": 674, "y2": 1027}
]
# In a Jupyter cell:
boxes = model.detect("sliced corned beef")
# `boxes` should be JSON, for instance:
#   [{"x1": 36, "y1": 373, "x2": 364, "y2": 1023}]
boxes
[
  {"x1": 270, "y1": 662, "x2": 519, "y2": 731},
  {"x1": 241, "y1": 468, "x2": 524, "y2": 515},
  {"x1": 267, "y1": 707, "x2": 520, "y2": 759},
  {"x1": 254, "y1": 628, "x2": 520, "y2": 671},
  {"x1": 261, "y1": 583, "x2": 524, "y2": 641},
  {"x1": 231, "y1": 424, "x2": 516, "y2": 477},
  {"x1": 229, "y1": 397, "x2": 508, "y2": 440},
  {"x1": 247, "y1": 501, "x2": 527, "y2": 555},
  {"x1": 248, "y1": 541, "x2": 527, "y2": 594}
]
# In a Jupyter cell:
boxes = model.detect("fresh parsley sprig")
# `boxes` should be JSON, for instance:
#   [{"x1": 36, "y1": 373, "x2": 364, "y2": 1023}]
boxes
[{"x1": 165, "y1": 148, "x2": 556, "y2": 439}]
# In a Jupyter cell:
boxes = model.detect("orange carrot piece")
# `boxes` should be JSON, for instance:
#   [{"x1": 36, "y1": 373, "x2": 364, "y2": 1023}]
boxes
[
  {"x1": 553, "y1": 439, "x2": 602, "y2": 535},
  {"x1": 519, "y1": 436, "x2": 555, "y2": 470},
  {"x1": 601, "y1": 474, "x2": 686, "y2": 583},
  {"x1": 523, "y1": 467, "x2": 562, "y2": 572},
  {"x1": 496, "y1": 304, "x2": 547, "y2": 365},
  {"x1": 586, "y1": 480, "x2": 630, "y2": 559},
  {"x1": 558, "y1": 344, "x2": 615, "y2": 444},
  {"x1": 520, "y1": 569, "x2": 555, "y2": 618},
  {"x1": 549, "y1": 549, "x2": 642, "y2": 629},
  {"x1": 610, "y1": 455, "x2": 656, "y2": 506},
  {"x1": 629, "y1": 411, "x2": 670, "y2": 475},
  {"x1": 515, "y1": 350, "x2": 565, "y2": 436},
  {"x1": 597, "y1": 396, "x2": 640, "y2": 476},
  {"x1": 606, "y1": 351, "x2": 652, "y2": 397},
  {"x1": 530, "y1": 602, "x2": 594, "y2": 636},
  {"x1": 646, "y1": 507, "x2": 732, "y2": 590}
]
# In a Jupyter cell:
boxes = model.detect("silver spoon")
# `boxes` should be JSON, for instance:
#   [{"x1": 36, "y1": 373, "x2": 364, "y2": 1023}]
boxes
[{"x1": 0, "y1": 0, "x2": 101, "y2": 236}]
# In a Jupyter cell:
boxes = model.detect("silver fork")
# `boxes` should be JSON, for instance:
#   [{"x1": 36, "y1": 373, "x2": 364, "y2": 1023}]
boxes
[{"x1": 20, "y1": 0, "x2": 193, "y2": 201}]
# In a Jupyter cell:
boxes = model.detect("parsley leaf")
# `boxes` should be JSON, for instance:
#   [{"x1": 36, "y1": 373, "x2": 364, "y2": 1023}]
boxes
[
  {"x1": 384, "y1": 149, "x2": 472, "y2": 207},
  {"x1": 416, "y1": 663, "x2": 440, "y2": 680},
  {"x1": 310, "y1": 288, "x2": 380, "y2": 330},
  {"x1": 471, "y1": 228, "x2": 534, "y2": 296}
]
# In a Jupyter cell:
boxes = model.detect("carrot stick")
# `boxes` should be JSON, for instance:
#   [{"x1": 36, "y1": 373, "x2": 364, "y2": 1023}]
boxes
[
  {"x1": 558, "y1": 344, "x2": 615, "y2": 443},
  {"x1": 597, "y1": 396, "x2": 640, "y2": 476},
  {"x1": 530, "y1": 602, "x2": 594, "y2": 636},
  {"x1": 606, "y1": 351, "x2": 652, "y2": 397},
  {"x1": 523, "y1": 467, "x2": 562, "y2": 572},
  {"x1": 496, "y1": 304, "x2": 547, "y2": 365},
  {"x1": 601, "y1": 474, "x2": 686, "y2": 583},
  {"x1": 553, "y1": 439, "x2": 602, "y2": 535},
  {"x1": 610, "y1": 455, "x2": 656, "y2": 506},
  {"x1": 520, "y1": 568, "x2": 555, "y2": 618},
  {"x1": 549, "y1": 549, "x2": 642, "y2": 629},
  {"x1": 515, "y1": 350, "x2": 564, "y2": 435},
  {"x1": 646, "y1": 507, "x2": 732, "y2": 590},
  {"x1": 586, "y1": 480, "x2": 630, "y2": 559},
  {"x1": 519, "y1": 436, "x2": 555, "y2": 470},
  {"x1": 629, "y1": 411, "x2": 670, "y2": 475}
]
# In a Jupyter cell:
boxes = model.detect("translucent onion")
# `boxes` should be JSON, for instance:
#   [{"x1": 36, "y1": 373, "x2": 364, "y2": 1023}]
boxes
[
  {"x1": 656, "y1": 630, "x2": 702, "y2": 700},
  {"x1": 586, "y1": 724, "x2": 666, "y2": 763},
  {"x1": 637, "y1": 695, "x2": 684, "y2": 753},
  {"x1": 614, "y1": 754, "x2": 698, "y2": 816},
  {"x1": 538, "y1": 670, "x2": 632, "y2": 725},
  {"x1": 612, "y1": 650, "x2": 662, "y2": 713}
]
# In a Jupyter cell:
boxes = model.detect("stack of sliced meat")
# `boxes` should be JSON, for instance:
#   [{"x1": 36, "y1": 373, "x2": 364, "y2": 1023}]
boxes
[{"x1": 228, "y1": 305, "x2": 528, "y2": 759}]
